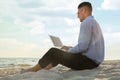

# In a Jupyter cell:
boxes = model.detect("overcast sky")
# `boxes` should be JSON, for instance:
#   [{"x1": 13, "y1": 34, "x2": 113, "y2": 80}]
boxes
[{"x1": 0, "y1": 0, "x2": 120, "y2": 60}]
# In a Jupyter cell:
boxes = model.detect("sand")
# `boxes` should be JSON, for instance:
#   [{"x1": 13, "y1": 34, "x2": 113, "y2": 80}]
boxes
[{"x1": 0, "y1": 60, "x2": 120, "y2": 80}]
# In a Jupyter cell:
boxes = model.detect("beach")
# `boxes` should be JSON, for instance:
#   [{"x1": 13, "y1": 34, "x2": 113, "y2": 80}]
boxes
[{"x1": 0, "y1": 60, "x2": 120, "y2": 80}]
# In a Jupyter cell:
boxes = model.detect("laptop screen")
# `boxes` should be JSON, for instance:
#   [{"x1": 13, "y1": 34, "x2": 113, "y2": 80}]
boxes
[{"x1": 49, "y1": 35, "x2": 63, "y2": 47}]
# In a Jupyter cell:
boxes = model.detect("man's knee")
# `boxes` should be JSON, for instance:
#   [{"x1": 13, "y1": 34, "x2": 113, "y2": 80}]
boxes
[{"x1": 49, "y1": 47, "x2": 60, "y2": 52}]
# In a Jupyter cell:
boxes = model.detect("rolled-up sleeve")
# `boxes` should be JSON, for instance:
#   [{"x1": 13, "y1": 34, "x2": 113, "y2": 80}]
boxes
[{"x1": 68, "y1": 20, "x2": 92, "y2": 53}]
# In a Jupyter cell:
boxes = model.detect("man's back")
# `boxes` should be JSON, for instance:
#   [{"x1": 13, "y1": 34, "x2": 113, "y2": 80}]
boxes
[{"x1": 84, "y1": 16, "x2": 104, "y2": 64}]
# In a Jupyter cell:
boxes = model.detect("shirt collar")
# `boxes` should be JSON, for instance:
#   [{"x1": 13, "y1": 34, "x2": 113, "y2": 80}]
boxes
[
  {"x1": 86, "y1": 16, "x2": 94, "y2": 19},
  {"x1": 86, "y1": 16, "x2": 93, "y2": 20}
]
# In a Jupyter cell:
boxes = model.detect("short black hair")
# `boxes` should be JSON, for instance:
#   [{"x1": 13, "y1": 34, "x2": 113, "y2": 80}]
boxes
[{"x1": 78, "y1": 2, "x2": 92, "y2": 12}]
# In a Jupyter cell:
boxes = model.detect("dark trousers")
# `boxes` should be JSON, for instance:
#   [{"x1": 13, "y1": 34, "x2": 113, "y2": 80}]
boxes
[{"x1": 38, "y1": 48, "x2": 99, "y2": 70}]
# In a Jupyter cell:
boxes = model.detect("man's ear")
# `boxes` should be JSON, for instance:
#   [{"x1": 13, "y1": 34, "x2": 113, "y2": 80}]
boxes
[{"x1": 82, "y1": 7, "x2": 87, "y2": 13}]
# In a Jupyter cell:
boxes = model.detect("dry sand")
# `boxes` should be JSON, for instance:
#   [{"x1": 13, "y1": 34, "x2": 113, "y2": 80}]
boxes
[{"x1": 0, "y1": 60, "x2": 120, "y2": 80}]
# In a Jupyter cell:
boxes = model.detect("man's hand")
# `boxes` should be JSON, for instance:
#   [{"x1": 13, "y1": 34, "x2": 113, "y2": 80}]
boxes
[{"x1": 61, "y1": 46, "x2": 72, "y2": 51}]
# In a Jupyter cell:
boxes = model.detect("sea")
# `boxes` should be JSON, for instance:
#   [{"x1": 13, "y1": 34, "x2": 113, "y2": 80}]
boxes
[{"x1": 0, "y1": 58, "x2": 39, "y2": 69}]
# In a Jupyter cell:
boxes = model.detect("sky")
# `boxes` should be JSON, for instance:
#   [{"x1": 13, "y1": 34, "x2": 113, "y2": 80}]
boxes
[{"x1": 0, "y1": 0, "x2": 120, "y2": 60}]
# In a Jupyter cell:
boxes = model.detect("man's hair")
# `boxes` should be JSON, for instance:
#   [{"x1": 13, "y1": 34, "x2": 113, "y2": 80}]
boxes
[{"x1": 78, "y1": 2, "x2": 92, "y2": 12}]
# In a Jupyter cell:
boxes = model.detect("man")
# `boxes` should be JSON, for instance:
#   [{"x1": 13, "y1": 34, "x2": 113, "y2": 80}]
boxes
[{"x1": 21, "y1": 2, "x2": 104, "y2": 72}]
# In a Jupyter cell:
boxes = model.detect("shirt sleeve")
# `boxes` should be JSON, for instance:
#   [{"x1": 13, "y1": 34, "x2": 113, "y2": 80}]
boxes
[{"x1": 68, "y1": 20, "x2": 92, "y2": 53}]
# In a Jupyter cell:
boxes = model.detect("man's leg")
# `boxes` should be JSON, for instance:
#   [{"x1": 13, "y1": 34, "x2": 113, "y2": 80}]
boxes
[
  {"x1": 21, "y1": 64, "x2": 41, "y2": 73},
  {"x1": 21, "y1": 48, "x2": 64, "y2": 73},
  {"x1": 21, "y1": 47, "x2": 99, "y2": 73},
  {"x1": 43, "y1": 48, "x2": 99, "y2": 70},
  {"x1": 22, "y1": 63, "x2": 53, "y2": 72},
  {"x1": 44, "y1": 64, "x2": 53, "y2": 70}
]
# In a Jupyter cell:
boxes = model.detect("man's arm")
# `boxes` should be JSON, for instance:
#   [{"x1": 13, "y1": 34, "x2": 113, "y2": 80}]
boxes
[{"x1": 68, "y1": 20, "x2": 92, "y2": 53}]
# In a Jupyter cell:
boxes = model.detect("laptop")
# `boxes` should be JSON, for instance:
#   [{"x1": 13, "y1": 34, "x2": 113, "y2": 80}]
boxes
[{"x1": 49, "y1": 35, "x2": 63, "y2": 48}]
